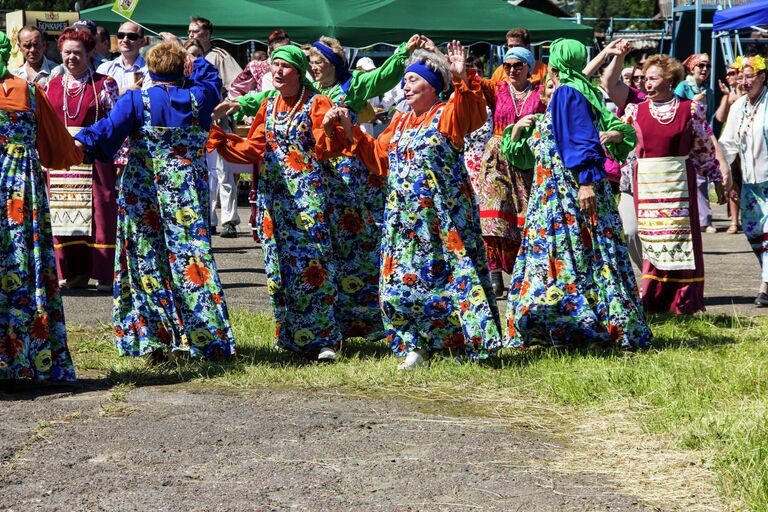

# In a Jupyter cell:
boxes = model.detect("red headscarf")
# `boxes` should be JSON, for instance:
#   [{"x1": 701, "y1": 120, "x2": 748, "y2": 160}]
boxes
[{"x1": 682, "y1": 53, "x2": 709, "y2": 73}]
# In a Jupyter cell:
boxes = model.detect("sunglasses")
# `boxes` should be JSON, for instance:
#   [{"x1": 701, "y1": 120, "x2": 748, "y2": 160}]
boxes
[
  {"x1": 503, "y1": 62, "x2": 527, "y2": 71},
  {"x1": 633, "y1": 75, "x2": 645, "y2": 81},
  {"x1": 117, "y1": 32, "x2": 141, "y2": 41},
  {"x1": 726, "y1": 70, "x2": 737, "y2": 77},
  {"x1": 695, "y1": 63, "x2": 711, "y2": 69}
]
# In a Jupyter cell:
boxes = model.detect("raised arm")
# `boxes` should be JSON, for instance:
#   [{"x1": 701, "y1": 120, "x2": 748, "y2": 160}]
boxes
[
  {"x1": 186, "y1": 57, "x2": 223, "y2": 129},
  {"x1": 583, "y1": 38, "x2": 624, "y2": 79},
  {"x1": 436, "y1": 41, "x2": 488, "y2": 147},
  {"x1": 718, "y1": 96, "x2": 742, "y2": 165},
  {"x1": 344, "y1": 37, "x2": 418, "y2": 112},
  {"x1": 600, "y1": 39, "x2": 633, "y2": 110}
]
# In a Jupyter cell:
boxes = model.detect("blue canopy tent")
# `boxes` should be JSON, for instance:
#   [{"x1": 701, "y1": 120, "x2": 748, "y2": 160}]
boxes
[{"x1": 713, "y1": 0, "x2": 768, "y2": 31}]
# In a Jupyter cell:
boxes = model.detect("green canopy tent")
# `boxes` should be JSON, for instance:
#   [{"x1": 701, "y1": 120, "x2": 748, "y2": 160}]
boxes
[{"x1": 81, "y1": 0, "x2": 593, "y2": 46}]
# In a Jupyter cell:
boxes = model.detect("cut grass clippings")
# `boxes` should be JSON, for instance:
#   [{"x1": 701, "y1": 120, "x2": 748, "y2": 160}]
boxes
[{"x1": 67, "y1": 310, "x2": 768, "y2": 511}]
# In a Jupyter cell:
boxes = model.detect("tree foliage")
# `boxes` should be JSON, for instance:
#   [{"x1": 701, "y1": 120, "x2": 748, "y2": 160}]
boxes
[
  {"x1": 574, "y1": 0, "x2": 656, "y2": 33},
  {"x1": 576, "y1": 0, "x2": 655, "y2": 19}
]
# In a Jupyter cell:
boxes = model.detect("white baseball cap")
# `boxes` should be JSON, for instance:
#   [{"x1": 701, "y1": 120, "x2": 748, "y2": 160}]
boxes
[{"x1": 356, "y1": 57, "x2": 376, "y2": 71}]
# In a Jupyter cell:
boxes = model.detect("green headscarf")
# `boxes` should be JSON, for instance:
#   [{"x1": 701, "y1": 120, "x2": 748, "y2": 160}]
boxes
[
  {"x1": 270, "y1": 45, "x2": 317, "y2": 92},
  {"x1": 0, "y1": 31, "x2": 11, "y2": 79},
  {"x1": 548, "y1": 38, "x2": 636, "y2": 163}
]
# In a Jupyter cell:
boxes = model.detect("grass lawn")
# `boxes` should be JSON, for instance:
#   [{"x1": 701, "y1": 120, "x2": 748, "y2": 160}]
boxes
[{"x1": 69, "y1": 311, "x2": 768, "y2": 511}]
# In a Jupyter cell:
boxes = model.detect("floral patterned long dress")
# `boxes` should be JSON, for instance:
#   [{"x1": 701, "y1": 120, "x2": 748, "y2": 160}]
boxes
[
  {"x1": 314, "y1": 48, "x2": 408, "y2": 341},
  {"x1": 258, "y1": 93, "x2": 342, "y2": 352},
  {"x1": 209, "y1": 91, "x2": 346, "y2": 355},
  {"x1": 1, "y1": 83, "x2": 81, "y2": 381},
  {"x1": 111, "y1": 92, "x2": 235, "y2": 358},
  {"x1": 320, "y1": 101, "x2": 385, "y2": 341},
  {"x1": 504, "y1": 93, "x2": 652, "y2": 349},
  {"x1": 349, "y1": 73, "x2": 503, "y2": 358}
]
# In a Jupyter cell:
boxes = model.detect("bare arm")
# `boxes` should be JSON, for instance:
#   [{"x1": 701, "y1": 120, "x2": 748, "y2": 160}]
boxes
[
  {"x1": 582, "y1": 38, "x2": 623, "y2": 78},
  {"x1": 600, "y1": 40, "x2": 633, "y2": 110},
  {"x1": 714, "y1": 79, "x2": 740, "y2": 124}
]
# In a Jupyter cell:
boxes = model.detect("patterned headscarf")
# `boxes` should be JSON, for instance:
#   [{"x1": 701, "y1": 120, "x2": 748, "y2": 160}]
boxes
[{"x1": 682, "y1": 53, "x2": 709, "y2": 74}]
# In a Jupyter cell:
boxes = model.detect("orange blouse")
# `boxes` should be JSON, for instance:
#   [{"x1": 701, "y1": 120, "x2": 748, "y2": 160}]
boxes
[
  {"x1": 0, "y1": 75, "x2": 83, "y2": 169},
  {"x1": 340, "y1": 74, "x2": 488, "y2": 176},
  {"x1": 479, "y1": 77, "x2": 498, "y2": 112},
  {"x1": 207, "y1": 90, "x2": 346, "y2": 164}
]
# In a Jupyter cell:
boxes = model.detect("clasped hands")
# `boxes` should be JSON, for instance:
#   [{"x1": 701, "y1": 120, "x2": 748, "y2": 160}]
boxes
[{"x1": 323, "y1": 106, "x2": 354, "y2": 142}]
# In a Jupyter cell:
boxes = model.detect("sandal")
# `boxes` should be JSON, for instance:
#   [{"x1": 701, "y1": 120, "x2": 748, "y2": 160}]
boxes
[{"x1": 726, "y1": 223, "x2": 739, "y2": 234}]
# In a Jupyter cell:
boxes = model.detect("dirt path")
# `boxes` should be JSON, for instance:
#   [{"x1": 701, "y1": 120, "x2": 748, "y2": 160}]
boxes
[
  {"x1": 1, "y1": 384, "x2": 655, "y2": 511},
  {"x1": 5, "y1": 204, "x2": 749, "y2": 511}
]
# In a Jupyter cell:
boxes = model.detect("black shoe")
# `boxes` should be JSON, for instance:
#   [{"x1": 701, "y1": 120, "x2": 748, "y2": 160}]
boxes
[
  {"x1": 755, "y1": 292, "x2": 768, "y2": 307},
  {"x1": 220, "y1": 222, "x2": 237, "y2": 238},
  {"x1": 210, "y1": 225, "x2": 218, "y2": 236},
  {"x1": 491, "y1": 271, "x2": 506, "y2": 299}
]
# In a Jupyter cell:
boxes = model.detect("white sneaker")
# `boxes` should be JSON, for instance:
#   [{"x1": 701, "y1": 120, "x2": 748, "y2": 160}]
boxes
[
  {"x1": 397, "y1": 350, "x2": 428, "y2": 371},
  {"x1": 317, "y1": 347, "x2": 336, "y2": 361}
]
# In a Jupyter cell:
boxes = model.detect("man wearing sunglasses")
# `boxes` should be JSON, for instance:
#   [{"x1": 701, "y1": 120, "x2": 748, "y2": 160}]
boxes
[{"x1": 96, "y1": 21, "x2": 148, "y2": 95}]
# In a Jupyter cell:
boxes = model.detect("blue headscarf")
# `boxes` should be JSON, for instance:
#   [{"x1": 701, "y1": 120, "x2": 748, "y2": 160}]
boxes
[
  {"x1": 503, "y1": 47, "x2": 534, "y2": 77},
  {"x1": 312, "y1": 41, "x2": 352, "y2": 86},
  {"x1": 401, "y1": 62, "x2": 445, "y2": 94}
]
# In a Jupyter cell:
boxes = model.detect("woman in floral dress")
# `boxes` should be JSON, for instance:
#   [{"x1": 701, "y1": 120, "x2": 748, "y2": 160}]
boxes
[
  {"x1": 75, "y1": 40, "x2": 235, "y2": 359},
  {"x1": 324, "y1": 43, "x2": 503, "y2": 370},
  {"x1": 502, "y1": 38, "x2": 651, "y2": 349},
  {"x1": 208, "y1": 45, "x2": 350, "y2": 361},
  {"x1": 226, "y1": 35, "x2": 421, "y2": 342},
  {"x1": 46, "y1": 28, "x2": 119, "y2": 292},
  {"x1": 477, "y1": 47, "x2": 546, "y2": 297},
  {"x1": 622, "y1": 55, "x2": 726, "y2": 315},
  {"x1": 0, "y1": 31, "x2": 83, "y2": 381}
]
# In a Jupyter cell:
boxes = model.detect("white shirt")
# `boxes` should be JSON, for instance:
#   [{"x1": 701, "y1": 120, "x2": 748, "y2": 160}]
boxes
[
  {"x1": 719, "y1": 88, "x2": 768, "y2": 184},
  {"x1": 11, "y1": 57, "x2": 57, "y2": 88},
  {"x1": 96, "y1": 54, "x2": 148, "y2": 91}
]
